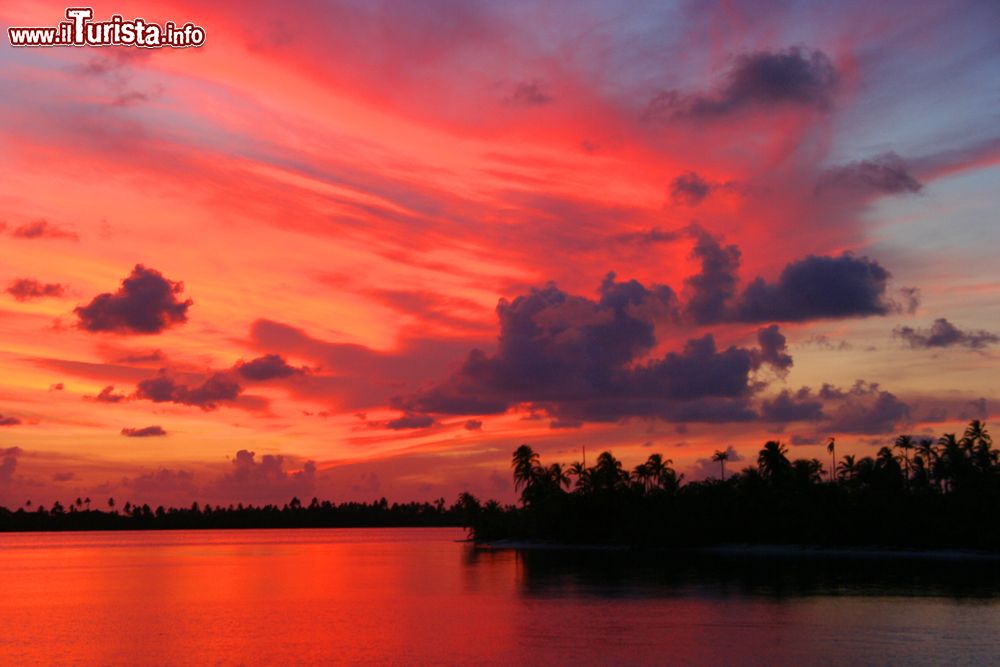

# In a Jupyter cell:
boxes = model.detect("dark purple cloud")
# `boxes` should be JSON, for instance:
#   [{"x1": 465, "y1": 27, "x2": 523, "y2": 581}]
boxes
[
  {"x1": 397, "y1": 277, "x2": 787, "y2": 424},
  {"x1": 116, "y1": 350, "x2": 166, "y2": 364},
  {"x1": 10, "y1": 220, "x2": 78, "y2": 240},
  {"x1": 735, "y1": 254, "x2": 893, "y2": 322},
  {"x1": 646, "y1": 47, "x2": 838, "y2": 119},
  {"x1": 75, "y1": 265, "x2": 192, "y2": 334},
  {"x1": 894, "y1": 318, "x2": 998, "y2": 350},
  {"x1": 235, "y1": 354, "x2": 305, "y2": 381},
  {"x1": 679, "y1": 228, "x2": 900, "y2": 324},
  {"x1": 5, "y1": 279, "x2": 66, "y2": 301},
  {"x1": 818, "y1": 152, "x2": 923, "y2": 195},
  {"x1": 670, "y1": 171, "x2": 712, "y2": 205},
  {"x1": 760, "y1": 388, "x2": 825, "y2": 422},
  {"x1": 683, "y1": 227, "x2": 741, "y2": 323},
  {"x1": 121, "y1": 425, "x2": 167, "y2": 437},
  {"x1": 92, "y1": 385, "x2": 127, "y2": 403},
  {"x1": 464, "y1": 419, "x2": 483, "y2": 431},
  {"x1": 753, "y1": 325, "x2": 794, "y2": 375},
  {"x1": 825, "y1": 381, "x2": 911, "y2": 435},
  {"x1": 134, "y1": 372, "x2": 242, "y2": 411},
  {"x1": 384, "y1": 413, "x2": 436, "y2": 430},
  {"x1": 0, "y1": 414, "x2": 22, "y2": 426}
]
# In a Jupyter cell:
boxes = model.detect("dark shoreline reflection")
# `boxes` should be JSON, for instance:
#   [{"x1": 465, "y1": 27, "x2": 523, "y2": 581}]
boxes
[{"x1": 466, "y1": 547, "x2": 1000, "y2": 601}]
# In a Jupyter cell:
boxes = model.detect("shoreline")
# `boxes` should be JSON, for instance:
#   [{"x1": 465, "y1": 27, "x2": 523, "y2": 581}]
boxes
[{"x1": 475, "y1": 540, "x2": 1000, "y2": 561}]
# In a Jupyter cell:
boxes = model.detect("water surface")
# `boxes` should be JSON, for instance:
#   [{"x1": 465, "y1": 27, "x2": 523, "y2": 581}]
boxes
[{"x1": 2, "y1": 528, "x2": 999, "y2": 665}]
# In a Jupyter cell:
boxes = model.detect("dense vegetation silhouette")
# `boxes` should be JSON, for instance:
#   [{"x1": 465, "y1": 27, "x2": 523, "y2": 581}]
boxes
[
  {"x1": 0, "y1": 496, "x2": 463, "y2": 532},
  {"x1": 461, "y1": 420, "x2": 1000, "y2": 550}
]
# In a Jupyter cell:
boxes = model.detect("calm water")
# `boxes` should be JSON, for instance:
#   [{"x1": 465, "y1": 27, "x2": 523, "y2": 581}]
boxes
[{"x1": 2, "y1": 528, "x2": 1000, "y2": 665}]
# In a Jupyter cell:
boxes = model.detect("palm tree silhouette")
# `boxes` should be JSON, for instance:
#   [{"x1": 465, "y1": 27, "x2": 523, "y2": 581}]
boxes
[
  {"x1": 963, "y1": 420, "x2": 994, "y2": 471},
  {"x1": 632, "y1": 460, "x2": 651, "y2": 492},
  {"x1": 757, "y1": 441, "x2": 790, "y2": 483},
  {"x1": 512, "y1": 445, "x2": 539, "y2": 493},
  {"x1": 711, "y1": 450, "x2": 729, "y2": 481},
  {"x1": 894, "y1": 435, "x2": 914, "y2": 483},
  {"x1": 964, "y1": 419, "x2": 991, "y2": 446},
  {"x1": 937, "y1": 433, "x2": 964, "y2": 492},
  {"x1": 826, "y1": 438, "x2": 836, "y2": 483},
  {"x1": 546, "y1": 462, "x2": 570, "y2": 490},
  {"x1": 837, "y1": 454, "x2": 857, "y2": 483},
  {"x1": 568, "y1": 461, "x2": 592, "y2": 493},
  {"x1": 634, "y1": 454, "x2": 676, "y2": 492},
  {"x1": 916, "y1": 438, "x2": 937, "y2": 488},
  {"x1": 593, "y1": 451, "x2": 626, "y2": 492}
]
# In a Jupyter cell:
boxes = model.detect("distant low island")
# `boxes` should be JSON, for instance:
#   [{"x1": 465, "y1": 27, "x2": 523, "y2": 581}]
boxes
[
  {"x1": 3, "y1": 420, "x2": 999, "y2": 554},
  {"x1": 0, "y1": 497, "x2": 464, "y2": 531}
]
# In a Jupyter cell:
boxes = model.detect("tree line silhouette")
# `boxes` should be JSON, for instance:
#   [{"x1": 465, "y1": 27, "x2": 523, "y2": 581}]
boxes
[
  {"x1": 5, "y1": 419, "x2": 997, "y2": 547},
  {"x1": 0, "y1": 496, "x2": 463, "y2": 532},
  {"x1": 461, "y1": 420, "x2": 1000, "y2": 549}
]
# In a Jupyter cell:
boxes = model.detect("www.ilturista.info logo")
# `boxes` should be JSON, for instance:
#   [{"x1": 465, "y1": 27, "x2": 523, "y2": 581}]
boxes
[{"x1": 8, "y1": 7, "x2": 206, "y2": 48}]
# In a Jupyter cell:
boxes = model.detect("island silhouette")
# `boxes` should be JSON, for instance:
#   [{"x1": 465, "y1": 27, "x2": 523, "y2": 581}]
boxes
[
  {"x1": 462, "y1": 419, "x2": 1000, "y2": 550},
  {"x1": 3, "y1": 419, "x2": 998, "y2": 553}
]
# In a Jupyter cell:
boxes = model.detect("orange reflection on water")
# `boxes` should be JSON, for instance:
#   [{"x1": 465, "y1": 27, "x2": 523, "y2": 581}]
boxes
[{"x1": 4, "y1": 528, "x2": 1000, "y2": 665}]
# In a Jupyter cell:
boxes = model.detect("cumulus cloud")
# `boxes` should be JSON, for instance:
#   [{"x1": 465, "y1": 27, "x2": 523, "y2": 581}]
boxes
[
  {"x1": 397, "y1": 276, "x2": 787, "y2": 424},
  {"x1": 75, "y1": 264, "x2": 192, "y2": 334},
  {"x1": 134, "y1": 372, "x2": 242, "y2": 411},
  {"x1": 10, "y1": 220, "x2": 78, "y2": 240},
  {"x1": 735, "y1": 253, "x2": 893, "y2": 322},
  {"x1": 753, "y1": 325, "x2": 794, "y2": 375},
  {"x1": 121, "y1": 425, "x2": 167, "y2": 437},
  {"x1": 646, "y1": 47, "x2": 838, "y2": 120},
  {"x1": 683, "y1": 227, "x2": 741, "y2": 323},
  {"x1": 894, "y1": 318, "x2": 999, "y2": 350},
  {"x1": 5, "y1": 279, "x2": 66, "y2": 301},
  {"x1": 760, "y1": 388, "x2": 825, "y2": 422},
  {"x1": 824, "y1": 381, "x2": 911, "y2": 434},
  {"x1": 234, "y1": 354, "x2": 306, "y2": 381},
  {"x1": 210, "y1": 450, "x2": 317, "y2": 505},
  {"x1": 681, "y1": 229, "x2": 895, "y2": 324},
  {"x1": 818, "y1": 152, "x2": 923, "y2": 195}
]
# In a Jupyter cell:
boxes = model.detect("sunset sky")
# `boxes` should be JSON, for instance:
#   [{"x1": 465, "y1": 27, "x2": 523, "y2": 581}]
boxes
[{"x1": 1, "y1": 0, "x2": 998, "y2": 508}]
